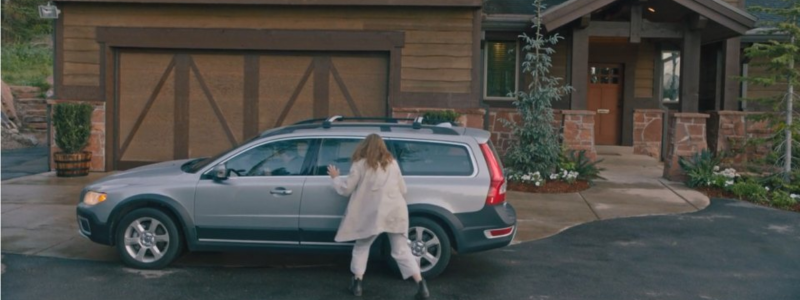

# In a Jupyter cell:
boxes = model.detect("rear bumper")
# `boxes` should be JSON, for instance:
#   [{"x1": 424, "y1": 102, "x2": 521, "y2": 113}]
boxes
[
  {"x1": 76, "y1": 206, "x2": 114, "y2": 246},
  {"x1": 453, "y1": 202, "x2": 517, "y2": 254}
]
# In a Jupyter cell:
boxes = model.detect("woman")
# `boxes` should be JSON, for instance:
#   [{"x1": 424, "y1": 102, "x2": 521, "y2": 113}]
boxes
[{"x1": 328, "y1": 134, "x2": 430, "y2": 299}]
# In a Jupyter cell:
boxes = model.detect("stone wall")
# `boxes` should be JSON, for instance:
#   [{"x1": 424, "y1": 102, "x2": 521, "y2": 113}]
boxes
[
  {"x1": 561, "y1": 110, "x2": 597, "y2": 161},
  {"x1": 707, "y1": 110, "x2": 772, "y2": 167},
  {"x1": 663, "y1": 112, "x2": 709, "y2": 181},
  {"x1": 632, "y1": 109, "x2": 665, "y2": 159},
  {"x1": 48, "y1": 100, "x2": 106, "y2": 172}
]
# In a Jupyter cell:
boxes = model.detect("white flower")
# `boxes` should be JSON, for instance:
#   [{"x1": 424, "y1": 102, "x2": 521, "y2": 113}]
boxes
[
  {"x1": 713, "y1": 166, "x2": 720, "y2": 172},
  {"x1": 725, "y1": 180, "x2": 734, "y2": 187},
  {"x1": 521, "y1": 175, "x2": 531, "y2": 181},
  {"x1": 550, "y1": 173, "x2": 559, "y2": 180},
  {"x1": 765, "y1": 187, "x2": 770, "y2": 191},
  {"x1": 535, "y1": 181, "x2": 541, "y2": 187},
  {"x1": 533, "y1": 171, "x2": 540, "y2": 176},
  {"x1": 791, "y1": 194, "x2": 799, "y2": 200}
]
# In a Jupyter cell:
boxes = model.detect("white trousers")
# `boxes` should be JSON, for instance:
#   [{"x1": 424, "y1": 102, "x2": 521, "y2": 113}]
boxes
[{"x1": 351, "y1": 233, "x2": 420, "y2": 280}]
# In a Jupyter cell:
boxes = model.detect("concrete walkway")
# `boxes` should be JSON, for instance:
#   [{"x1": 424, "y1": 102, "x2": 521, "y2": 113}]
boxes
[
  {"x1": 1, "y1": 147, "x2": 709, "y2": 265},
  {"x1": 509, "y1": 146, "x2": 709, "y2": 243}
]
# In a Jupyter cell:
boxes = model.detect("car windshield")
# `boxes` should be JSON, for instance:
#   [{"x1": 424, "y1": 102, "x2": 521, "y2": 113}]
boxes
[{"x1": 182, "y1": 135, "x2": 262, "y2": 173}]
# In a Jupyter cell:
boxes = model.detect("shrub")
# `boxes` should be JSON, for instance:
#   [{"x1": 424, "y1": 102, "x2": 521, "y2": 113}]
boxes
[
  {"x1": 679, "y1": 150, "x2": 723, "y2": 188},
  {"x1": 730, "y1": 180, "x2": 768, "y2": 203},
  {"x1": 53, "y1": 103, "x2": 94, "y2": 154},
  {"x1": 1, "y1": 42, "x2": 53, "y2": 87},
  {"x1": 421, "y1": 110, "x2": 460, "y2": 125},
  {"x1": 770, "y1": 190, "x2": 798, "y2": 209},
  {"x1": 558, "y1": 149, "x2": 604, "y2": 182}
]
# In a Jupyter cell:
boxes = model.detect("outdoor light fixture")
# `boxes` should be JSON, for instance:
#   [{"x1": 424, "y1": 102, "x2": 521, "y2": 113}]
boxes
[
  {"x1": 38, "y1": 2, "x2": 60, "y2": 19},
  {"x1": 647, "y1": 7, "x2": 656, "y2": 13}
]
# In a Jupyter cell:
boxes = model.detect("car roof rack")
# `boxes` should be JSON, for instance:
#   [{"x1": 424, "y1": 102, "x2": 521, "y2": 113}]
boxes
[
  {"x1": 260, "y1": 115, "x2": 458, "y2": 138},
  {"x1": 294, "y1": 115, "x2": 425, "y2": 129}
]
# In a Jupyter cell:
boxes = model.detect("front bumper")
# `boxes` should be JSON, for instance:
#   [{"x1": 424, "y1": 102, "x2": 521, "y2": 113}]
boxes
[
  {"x1": 454, "y1": 202, "x2": 517, "y2": 254},
  {"x1": 76, "y1": 206, "x2": 114, "y2": 246}
]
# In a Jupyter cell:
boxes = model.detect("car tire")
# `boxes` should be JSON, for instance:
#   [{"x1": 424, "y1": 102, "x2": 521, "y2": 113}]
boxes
[
  {"x1": 115, "y1": 208, "x2": 182, "y2": 269},
  {"x1": 386, "y1": 217, "x2": 452, "y2": 279}
]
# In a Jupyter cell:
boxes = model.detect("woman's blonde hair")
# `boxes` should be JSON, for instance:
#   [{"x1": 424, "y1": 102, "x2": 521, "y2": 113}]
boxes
[{"x1": 352, "y1": 134, "x2": 393, "y2": 170}]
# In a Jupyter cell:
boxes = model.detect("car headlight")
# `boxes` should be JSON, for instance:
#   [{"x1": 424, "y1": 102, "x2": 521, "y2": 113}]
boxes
[{"x1": 83, "y1": 191, "x2": 107, "y2": 205}]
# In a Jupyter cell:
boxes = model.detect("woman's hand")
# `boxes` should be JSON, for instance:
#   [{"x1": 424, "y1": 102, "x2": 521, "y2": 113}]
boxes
[{"x1": 327, "y1": 165, "x2": 340, "y2": 178}]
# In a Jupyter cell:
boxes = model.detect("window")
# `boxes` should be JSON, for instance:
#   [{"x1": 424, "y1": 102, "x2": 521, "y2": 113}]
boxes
[
  {"x1": 661, "y1": 50, "x2": 681, "y2": 103},
  {"x1": 314, "y1": 138, "x2": 364, "y2": 176},
  {"x1": 484, "y1": 41, "x2": 519, "y2": 99},
  {"x1": 224, "y1": 139, "x2": 312, "y2": 177},
  {"x1": 391, "y1": 141, "x2": 473, "y2": 176},
  {"x1": 590, "y1": 66, "x2": 621, "y2": 84}
]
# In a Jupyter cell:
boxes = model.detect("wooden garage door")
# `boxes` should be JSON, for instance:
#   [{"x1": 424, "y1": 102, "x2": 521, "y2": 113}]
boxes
[{"x1": 116, "y1": 51, "x2": 388, "y2": 169}]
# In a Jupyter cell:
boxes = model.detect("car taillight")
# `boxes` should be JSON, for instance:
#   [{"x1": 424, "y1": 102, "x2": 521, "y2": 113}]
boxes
[{"x1": 480, "y1": 143, "x2": 506, "y2": 206}]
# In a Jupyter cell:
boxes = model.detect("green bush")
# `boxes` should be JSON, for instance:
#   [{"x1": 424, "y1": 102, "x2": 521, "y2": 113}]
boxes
[
  {"x1": 1, "y1": 0, "x2": 53, "y2": 43},
  {"x1": 770, "y1": 190, "x2": 798, "y2": 209},
  {"x1": 421, "y1": 110, "x2": 460, "y2": 125},
  {"x1": 53, "y1": 103, "x2": 94, "y2": 154},
  {"x1": 1, "y1": 42, "x2": 53, "y2": 87},
  {"x1": 730, "y1": 180, "x2": 768, "y2": 203},
  {"x1": 679, "y1": 150, "x2": 723, "y2": 188},
  {"x1": 558, "y1": 149, "x2": 604, "y2": 182}
]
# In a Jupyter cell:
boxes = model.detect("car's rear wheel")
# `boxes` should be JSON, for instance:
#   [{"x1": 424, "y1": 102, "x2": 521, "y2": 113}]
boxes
[
  {"x1": 115, "y1": 208, "x2": 181, "y2": 269},
  {"x1": 386, "y1": 217, "x2": 452, "y2": 279}
]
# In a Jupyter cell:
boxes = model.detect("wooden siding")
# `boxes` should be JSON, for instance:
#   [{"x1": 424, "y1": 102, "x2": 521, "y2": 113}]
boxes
[
  {"x1": 551, "y1": 42, "x2": 569, "y2": 83},
  {"x1": 61, "y1": 3, "x2": 475, "y2": 94},
  {"x1": 746, "y1": 57, "x2": 799, "y2": 103},
  {"x1": 634, "y1": 41, "x2": 655, "y2": 99}
]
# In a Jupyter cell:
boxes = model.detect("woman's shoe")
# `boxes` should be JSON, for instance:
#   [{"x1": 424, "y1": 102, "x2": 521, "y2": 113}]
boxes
[
  {"x1": 349, "y1": 277, "x2": 363, "y2": 297},
  {"x1": 415, "y1": 279, "x2": 430, "y2": 299}
]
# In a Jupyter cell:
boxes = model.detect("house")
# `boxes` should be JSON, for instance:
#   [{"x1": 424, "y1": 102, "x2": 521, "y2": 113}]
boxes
[{"x1": 49, "y1": 0, "x2": 758, "y2": 178}]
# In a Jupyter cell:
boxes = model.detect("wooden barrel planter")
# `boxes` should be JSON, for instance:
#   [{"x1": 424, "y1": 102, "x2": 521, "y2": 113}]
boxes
[{"x1": 54, "y1": 152, "x2": 92, "y2": 177}]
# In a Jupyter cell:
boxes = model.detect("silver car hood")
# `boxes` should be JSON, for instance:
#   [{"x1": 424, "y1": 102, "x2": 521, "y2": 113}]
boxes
[{"x1": 87, "y1": 159, "x2": 195, "y2": 190}]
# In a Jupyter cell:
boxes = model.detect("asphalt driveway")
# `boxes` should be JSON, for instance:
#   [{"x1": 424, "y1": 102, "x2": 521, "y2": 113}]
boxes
[
  {"x1": 3, "y1": 199, "x2": 798, "y2": 300},
  {"x1": 1, "y1": 147, "x2": 49, "y2": 180}
]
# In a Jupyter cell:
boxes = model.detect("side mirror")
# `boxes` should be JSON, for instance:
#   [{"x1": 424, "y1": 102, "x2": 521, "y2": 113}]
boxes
[{"x1": 213, "y1": 164, "x2": 229, "y2": 181}]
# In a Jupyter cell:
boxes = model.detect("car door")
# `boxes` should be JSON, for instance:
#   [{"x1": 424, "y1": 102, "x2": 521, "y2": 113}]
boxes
[
  {"x1": 194, "y1": 138, "x2": 316, "y2": 245},
  {"x1": 299, "y1": 137, "x2": 364, "y2": 245}
]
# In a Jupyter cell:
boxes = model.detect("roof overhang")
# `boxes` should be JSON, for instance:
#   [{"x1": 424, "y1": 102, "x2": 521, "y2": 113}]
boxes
[
  {"x1": 53, "y1": 0, "x2": 483, "y2": 7},
  {"x1": 539, "y1": 0, "x2": 756, "y2": 34}
]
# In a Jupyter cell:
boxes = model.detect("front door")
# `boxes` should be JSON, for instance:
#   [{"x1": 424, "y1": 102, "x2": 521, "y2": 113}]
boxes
[
  {"x1": 588, "y1": 64, "x2": 623, "y2": 145},
  {"x1": 193, "y1": 138, "x2": 315, "y2": 245}
]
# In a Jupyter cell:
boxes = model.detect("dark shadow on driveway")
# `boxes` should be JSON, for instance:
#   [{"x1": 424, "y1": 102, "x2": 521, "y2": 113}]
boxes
[
  {"x1": 1, "y1": 147, "x2": 49, "y2": 180},
  {"x1": 2, "y1": 199, "x2": 799, "y2": 300}
]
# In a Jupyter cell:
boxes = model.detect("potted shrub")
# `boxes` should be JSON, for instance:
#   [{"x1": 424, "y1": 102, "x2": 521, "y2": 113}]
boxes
[
  {"x1": 53, "y1": 103, "x2": 94, "y2": 177},
  {"x1": 421, "y1": 110, "x2": 461, "y2": 126}
]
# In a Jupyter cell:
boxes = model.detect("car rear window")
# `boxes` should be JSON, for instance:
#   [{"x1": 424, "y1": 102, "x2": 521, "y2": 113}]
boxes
[{"x1": 391, "y1": 141, "x2": 473, "y2": 176}]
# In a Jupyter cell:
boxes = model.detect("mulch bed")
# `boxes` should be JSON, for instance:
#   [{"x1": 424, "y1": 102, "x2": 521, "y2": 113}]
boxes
[
  {"x1": 508, "y1": 180, "x2": 590, "y2": 194},
  {"x1": 697, "y1": 187, "x2": 800, "y2": 213}
]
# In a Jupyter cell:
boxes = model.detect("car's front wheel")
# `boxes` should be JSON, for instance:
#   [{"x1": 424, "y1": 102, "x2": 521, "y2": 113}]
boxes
[
  {"x1": 386, "y1": 217, "x2": 452, "y2": 279},
  {"x1": 115, "y1": 208, "x2": 182, "y2": 269}
]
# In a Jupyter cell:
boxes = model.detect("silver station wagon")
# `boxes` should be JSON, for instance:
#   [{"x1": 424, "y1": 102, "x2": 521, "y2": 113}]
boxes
[{"x1": 76, "y1": 116, "x2": 517, "y2": 278}]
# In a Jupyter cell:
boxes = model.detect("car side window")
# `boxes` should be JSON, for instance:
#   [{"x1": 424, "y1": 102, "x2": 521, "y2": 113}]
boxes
[
  {"x1": 315, "y1": 138, "x2": 363, "y2": 176},
  {"x1": 224, "y1": 139, "x2": 312, "y2": 177},
  {"x1": 391, "y1": 141, "x2": 473, "y2": 176}
]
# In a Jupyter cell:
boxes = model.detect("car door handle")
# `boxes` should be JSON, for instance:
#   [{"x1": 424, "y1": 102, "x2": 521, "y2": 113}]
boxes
[{"x1": 270, "y1": 188, "x2": 293, "y2": 196}]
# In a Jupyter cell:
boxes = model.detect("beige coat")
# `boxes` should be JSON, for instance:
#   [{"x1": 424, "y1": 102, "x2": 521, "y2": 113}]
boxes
[{"x1": 332, "y1": 159, "x2": 409, "y2": 242}]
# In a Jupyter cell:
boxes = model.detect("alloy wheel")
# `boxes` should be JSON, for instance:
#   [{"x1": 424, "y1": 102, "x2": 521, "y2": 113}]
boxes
[{"x1": 123, "y1": 217, "x2": 170, "y2": 263}]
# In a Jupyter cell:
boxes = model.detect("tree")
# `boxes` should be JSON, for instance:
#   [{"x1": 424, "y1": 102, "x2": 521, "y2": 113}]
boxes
[
  {"x1": 742, "y1": 0, "x2": 799, "y2": 180},
  {"x1": 503, "y1": 0, "x2": 573, "y2": 179}
]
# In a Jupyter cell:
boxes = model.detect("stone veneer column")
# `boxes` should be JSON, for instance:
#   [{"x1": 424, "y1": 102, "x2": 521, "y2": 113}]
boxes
[
  {"x1": 390, "y1": 107, "x2": 485, "y2": 129},
  {"x1": 48, "y1": 100, "x2": 106, "y2": 172},
  {"x1": 632, "y1": 109, "x2": 665, "y2": 159},
  {"x1": 663, "y1": 112, "x2": 709, "y2": 181},
  {"x1": 561, "y1": 110, "x2": 597, "y2": 161}
]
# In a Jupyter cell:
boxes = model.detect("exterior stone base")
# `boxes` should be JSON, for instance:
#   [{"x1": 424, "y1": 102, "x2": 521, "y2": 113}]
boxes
[
  {"x1": 561, "y1": 110, "x2": 597, "y2": 161},
  {"x1": 48, "y1": 100, "x2": 106, "y2": 172},
  {"x1": 707, "y1": 110, "x2": 771, "y2": 167},
  {"x1": 663, "y1": 112, "x2": 709, "y2": 182},
  {"x1": 632, "y1": 109, "x2": 665, "y2": 159}
]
